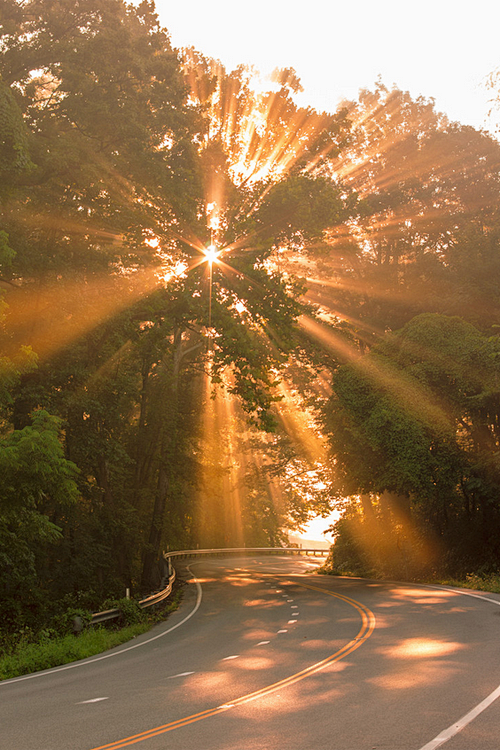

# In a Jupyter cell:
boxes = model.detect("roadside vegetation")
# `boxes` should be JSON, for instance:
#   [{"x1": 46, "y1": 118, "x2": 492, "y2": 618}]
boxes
[
  {"x1": 320, "y1": 557, "x2": 500, "y2": 596},
  {"x1": 0, "y1": 589, "x2": 182, "y2": 681},
  {"x1": 431, "y1": 574, "x2": 500, "y2": 594}
]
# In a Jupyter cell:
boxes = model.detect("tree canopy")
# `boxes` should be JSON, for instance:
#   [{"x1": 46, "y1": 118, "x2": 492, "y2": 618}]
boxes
[{"x1": 2, "y1": 0, "x2": 500, "y2": 635}]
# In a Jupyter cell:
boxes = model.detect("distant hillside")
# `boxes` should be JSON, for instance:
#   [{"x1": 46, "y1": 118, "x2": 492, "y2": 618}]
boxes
[{"x1": 288, "y1": 535, "x2": 331, "y2": 550}]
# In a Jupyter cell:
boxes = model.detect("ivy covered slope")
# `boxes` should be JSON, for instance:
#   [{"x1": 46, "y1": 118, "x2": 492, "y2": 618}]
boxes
[{"x1": 323, "y1": 315, "x2": 500, "y2": 579}]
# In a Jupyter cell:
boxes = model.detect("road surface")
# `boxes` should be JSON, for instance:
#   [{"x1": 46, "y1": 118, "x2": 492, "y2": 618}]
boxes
[{"x1": 2, "y1": 555, "x2": 500, "y2": 749}]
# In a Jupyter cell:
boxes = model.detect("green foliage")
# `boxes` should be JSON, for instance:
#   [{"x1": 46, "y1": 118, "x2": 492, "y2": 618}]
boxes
[
  {"x1": 0, "y1": 78, "x2": 33, "y2": 181},
  {"x1": 325, "y1": 314, "x2": 500, "y2": 578},
  {"x1": 0, "y1": 410, "x2": 80, "y2": 629},
  {"x1": 449, "y1": 572, "x2": 500, "y2": 593},
  {"x1": 299, "y1": 83, "x2": 500, "y2": 343},
  {"x1": 101, "y1": 597, "x2": 146, "y2": 626},
  {"x1": 49, "y1": 607, "x2": 93, "y2": 637},
  {"x1": 254, "y1": 174, "x2": 346, "y2": 245},
  {"x1": 0, "y1": 230, "x2": 15, "y2": 271},
  {"x1": 1, "y1": 0, "x2": 499, "y2": 631},
  {"x1": 0, "y1": 623, "x2": 150, "y2": 680},
  {"x1": 0, "y1": 587, "x2": 182, "y2": 680}
]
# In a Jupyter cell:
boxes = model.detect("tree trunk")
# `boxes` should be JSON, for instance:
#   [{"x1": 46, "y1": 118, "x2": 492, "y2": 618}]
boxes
[
  {"x1": 140, "y1": 326, "x2": 183, "y2": 591},
  {"x1": 140, "y1": 458, "x2": 169, "y2": 591}
]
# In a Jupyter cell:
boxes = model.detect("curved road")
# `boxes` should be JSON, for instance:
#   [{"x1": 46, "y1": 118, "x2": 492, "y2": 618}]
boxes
[{"x1": 2, "y1": 555, "x2": 500, "y2": 749}]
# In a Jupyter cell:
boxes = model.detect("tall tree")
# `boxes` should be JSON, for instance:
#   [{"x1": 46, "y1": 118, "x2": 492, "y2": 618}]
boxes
[
  {"x1": 295, "y1": 84, "x2": 500, "y2": 346},
  {"x1": 324, "y1": 314, "x2": 500, "y2": 577}
]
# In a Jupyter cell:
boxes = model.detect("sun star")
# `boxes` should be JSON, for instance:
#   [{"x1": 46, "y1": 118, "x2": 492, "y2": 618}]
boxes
[{"x1": 204, "y1": 244, "x2": 220, "y2": 265}]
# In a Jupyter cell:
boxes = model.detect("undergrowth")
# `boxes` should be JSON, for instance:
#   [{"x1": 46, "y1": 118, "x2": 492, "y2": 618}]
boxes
[
  {"x1": 319, "y1": 564, "x2": 500, "y2": 594},
  {"x1": 430, "y1": 573, "x2": 500, "y2": 594},
  {"x1": 0, "y1": 588, "x2": 183, "y2": 681}
]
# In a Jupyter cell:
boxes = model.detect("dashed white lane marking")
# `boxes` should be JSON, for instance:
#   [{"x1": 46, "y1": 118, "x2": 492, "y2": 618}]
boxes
[
  {"x1": 257, "y1": 641, "x2": 270, "y2": 645},
  {"x1": 291, "y1": 604, "x2": 299, "y2": 608},
  {"x1": 77, "y1": 697, "x2": 109, "y2": 704},
  {"x1": 222, "y1": 655, "x2": 240, "y2": 661},
  {"x1": 288, "y1": 620, "x2": 297, "y2": 624},
  {"x1": 287, "y1": 599, "x2": 294, "y2": 602},
  {"x1": 167, "y1": 672, "x2": 195, "y2": 679},
  {"x1": 277, "y1": 629, "x2": 288, "y2": 634}
]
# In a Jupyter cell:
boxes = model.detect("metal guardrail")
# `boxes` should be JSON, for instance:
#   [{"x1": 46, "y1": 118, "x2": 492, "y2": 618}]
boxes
[
  {"x1": 90, "y1": 547, "x2": 329, "y2": 624},
  {"x1": 166, "y1": 547, "x2": 329, "y2": 559},
  {"x1": 90, "y1": 563, "x2": 175, "y2": 625}
]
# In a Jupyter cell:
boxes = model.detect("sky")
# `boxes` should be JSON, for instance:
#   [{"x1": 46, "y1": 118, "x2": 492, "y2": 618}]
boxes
[
  {"x1": 146, "y1": 0, "x2": 500, "y2": 136},
  {"x1": 139, "y1": 0, "x2": 500, "y2": 541}
]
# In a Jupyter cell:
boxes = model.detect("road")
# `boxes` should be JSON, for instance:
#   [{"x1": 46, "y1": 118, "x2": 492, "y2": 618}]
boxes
[{"x1": 2, "y1": 555, "x2": 500, "y2": 749}]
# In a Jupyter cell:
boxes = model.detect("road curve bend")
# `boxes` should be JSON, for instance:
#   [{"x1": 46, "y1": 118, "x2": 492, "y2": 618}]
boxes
[{"x1": 1, "y1": 556, "x2": 500, "y2": 750}]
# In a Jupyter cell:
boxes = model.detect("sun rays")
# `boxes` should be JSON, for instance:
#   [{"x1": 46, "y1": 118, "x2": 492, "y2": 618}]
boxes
[
  {"x1": 2, "y1": 62, "x2": 459, "y2": 374},
  {"x1": 3, "y1": 48, "x2": 493, "y2": 554},
  {"x1": 2, "y1": 71, "x2": 484, "y2": 425}
]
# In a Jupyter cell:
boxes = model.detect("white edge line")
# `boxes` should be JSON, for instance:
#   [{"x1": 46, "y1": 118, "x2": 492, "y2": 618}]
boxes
[
  {"x1": 427, "y1": 584, "x2": 500, "y2": 607},
  {"x1": 1, "y1": 564, "x2": 203, "y2": 686},
  {"x1": 418, "y1": 685, "x2": 500, "y2": 750},
  {"x1": 416, "y1": 583, "x2": 500, "y2": 749},
  {"x1": 5, "y1": 557, "x2": 500, "y2": 749}
]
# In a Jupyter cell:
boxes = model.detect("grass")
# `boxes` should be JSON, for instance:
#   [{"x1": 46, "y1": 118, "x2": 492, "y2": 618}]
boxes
[
  {"x1": 428, "y1": 572, "x2": 500, "y2": 594},
  {"x1": 0, "y1": 589, "x2": 183, "y2": 682},
  {"x1": 319, "y1": 565, "x2": 500, "y2": 594}
]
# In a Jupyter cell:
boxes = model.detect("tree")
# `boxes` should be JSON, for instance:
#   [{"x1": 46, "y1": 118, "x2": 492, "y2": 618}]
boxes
[
  {"x1": 0, "y1": 410, "x2": 79, "y2": 631},
  {"x1": 6, "y1": 0, "x2": 500, "y2": 618},
  {"x1": 324, "y1": 314, "x2": 500, "y2": 577},
  {"x1": 295, "y1": 84, "x2": 500, "y2": 347}
]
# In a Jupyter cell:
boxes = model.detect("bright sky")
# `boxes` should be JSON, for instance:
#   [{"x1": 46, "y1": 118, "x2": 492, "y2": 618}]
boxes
[
  {"x1": 296, "y1": 513, "x2": 337, "y2": 544},
  {"x1": 147, "y1": 0, "x2": 500, "y2": 135}
]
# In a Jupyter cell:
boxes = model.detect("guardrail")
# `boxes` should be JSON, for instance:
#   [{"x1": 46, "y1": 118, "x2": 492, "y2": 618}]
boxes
[
  {"x1": 166, "y1": 547, "x2": 329, "y2": 559},
  {"x1": 90, "y1": 558, "x2": 175, "y2": 625},
  {"x1": 90, "y1": 547, "x2": 328, "y2": 624}
]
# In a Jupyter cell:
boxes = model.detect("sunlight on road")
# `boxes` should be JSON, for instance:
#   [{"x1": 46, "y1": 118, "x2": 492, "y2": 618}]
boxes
[
  {"x1": 369, "y1": 636, "x2": 467, "y2": 690},
  {"x1": 381, "y1": 637, "x2": 466, "y2": 659}
]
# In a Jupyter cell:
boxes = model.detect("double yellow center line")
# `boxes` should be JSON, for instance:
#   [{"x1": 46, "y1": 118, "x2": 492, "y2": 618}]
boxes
[{"x1": 90, "y1": 582, "x2": 376, "y2": 750}]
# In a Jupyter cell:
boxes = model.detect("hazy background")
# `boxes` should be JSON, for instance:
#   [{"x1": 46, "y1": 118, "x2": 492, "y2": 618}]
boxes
[{"x1": 144, "y1": 0, "x2": 500, "y2": 136}]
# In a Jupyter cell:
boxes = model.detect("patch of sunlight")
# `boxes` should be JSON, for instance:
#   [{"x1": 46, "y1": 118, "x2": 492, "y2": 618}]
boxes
[
  {"x1": 381, "y1": 637, "x2": 465, "y2": 659},
  {"x1": 369, "y1": 662, "x2": 462, "y2": 691},
  {"x1": 232, "y1": 656, "x2": 274, "y2": 671}
]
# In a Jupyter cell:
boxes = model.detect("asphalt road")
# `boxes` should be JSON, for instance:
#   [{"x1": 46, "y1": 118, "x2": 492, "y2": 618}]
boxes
[{"x1": 2, "y1": 555, "x2": 500, "y2": 750}]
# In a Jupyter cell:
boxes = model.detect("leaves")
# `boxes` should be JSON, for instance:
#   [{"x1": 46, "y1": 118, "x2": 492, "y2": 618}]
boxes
[{"x1": 325, "y1": 314, "x2": 500, "y2": 575}]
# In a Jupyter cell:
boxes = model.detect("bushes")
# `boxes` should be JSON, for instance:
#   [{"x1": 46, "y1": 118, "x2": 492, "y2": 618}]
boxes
[
  {"x1": 0, "y1": 588, "x2": 182, "y2": 681},
  {"x1": 50, "y1": 608, "x2": 93, "y2": 636},
  {"x1": 100, "y1": 597, "x2": 146, "y2": 626},
  {"x1": 323, "y1": 316, "x2": 500, "y2": 581}
]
